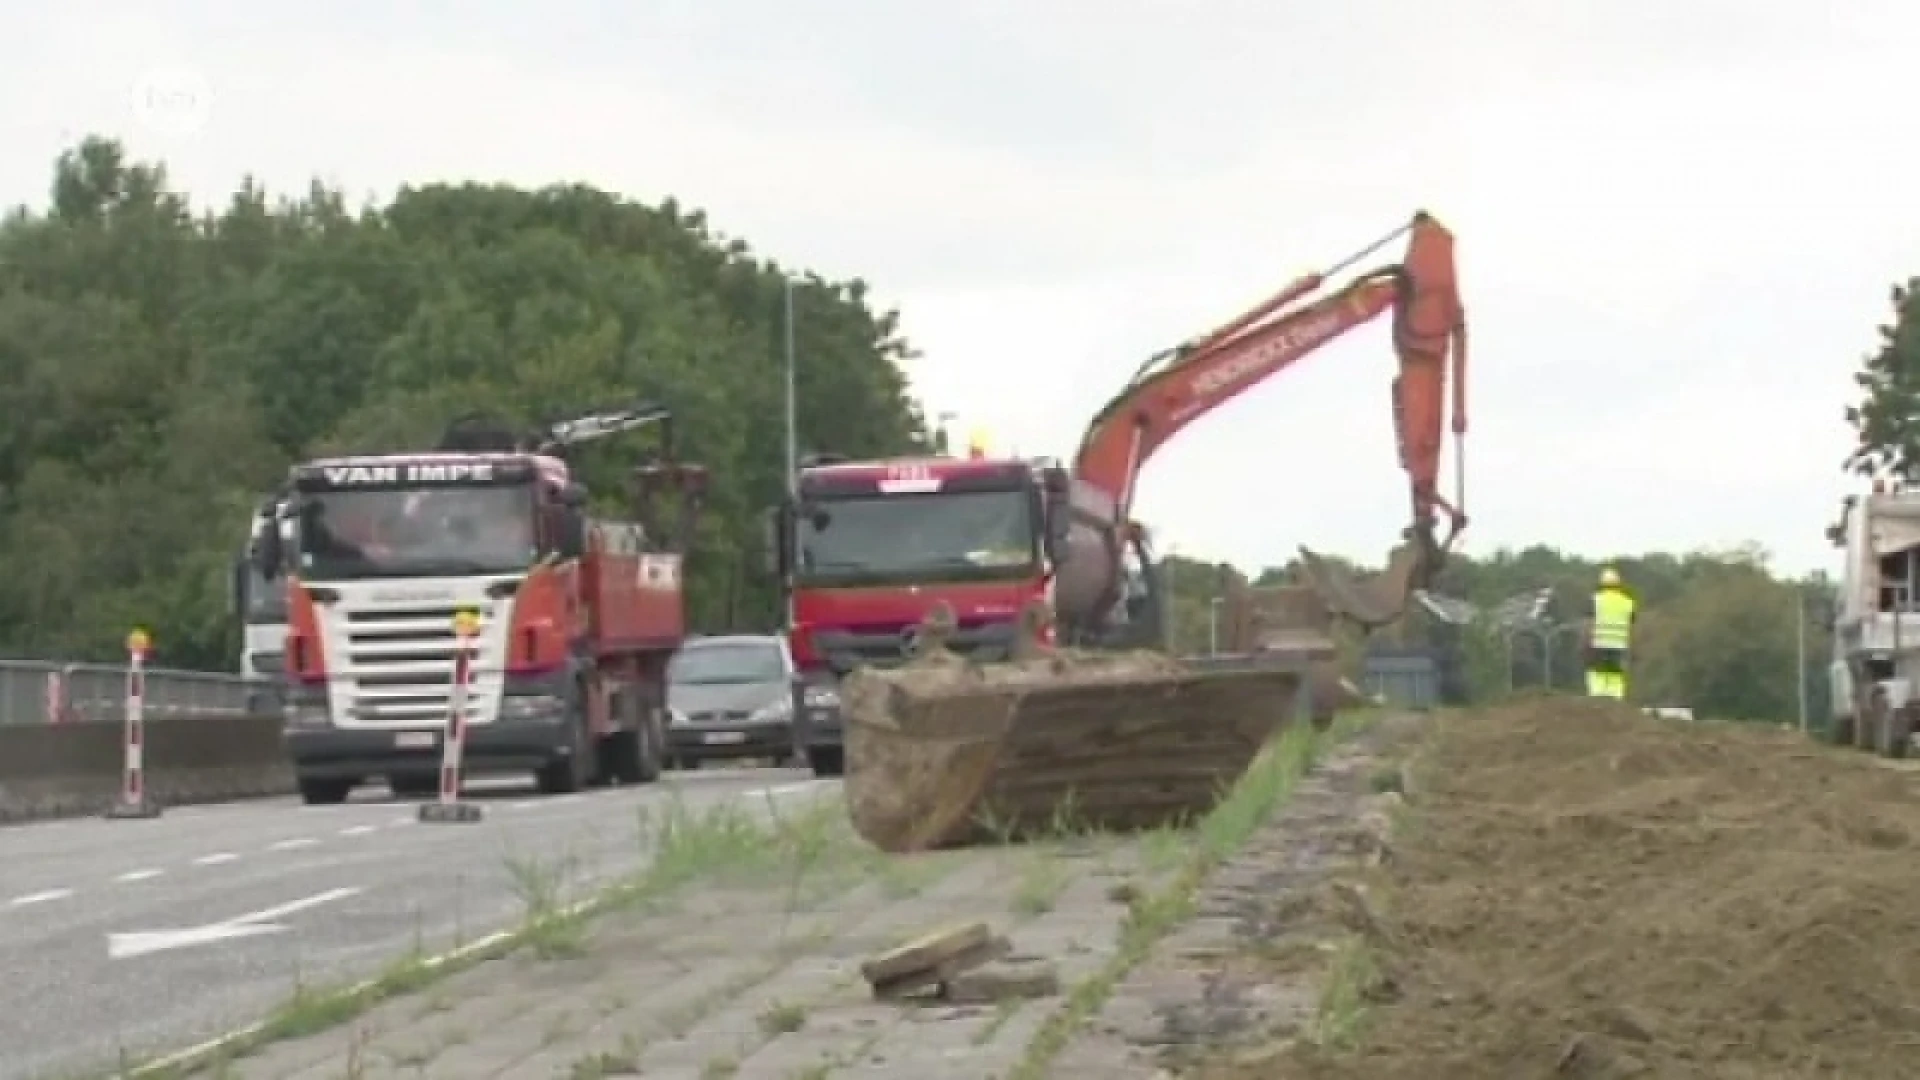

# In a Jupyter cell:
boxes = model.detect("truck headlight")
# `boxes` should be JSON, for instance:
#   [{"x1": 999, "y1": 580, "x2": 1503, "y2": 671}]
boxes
[
  {"x1": 802, "y1": 685, "x2": 839, "y2": 709},
  {"x1": 751, "y1": 698, "x2": 794, "y2": 723},
  {"x1": 499, "y1": 694, "x2": 564, "y2": 721}
]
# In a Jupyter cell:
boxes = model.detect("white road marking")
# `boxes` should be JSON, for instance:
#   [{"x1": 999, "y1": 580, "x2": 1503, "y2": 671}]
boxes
[
  {"x1": 339, "y1": 824, "x2": 377, "y2": 837},
  {"x1": 9, "y1": 888, "x2": 73, "y2": 907},
  {"x1": 268, "y1": 837, "x2": 318, "y2": 851},
  {"x1": 387, "y1": 816, "x2": 413, "y2": 827},
  {"x1": 116, "y1": 869, "x2": 163, "y2": 883},
  {"x1": 107, "y1": 886, "x2": 362, "y2": 960},
  {"x1": 193, "y1": 852, "x2": 239, "y2": 866},
  {"x1": 507, "y1": 800, "x2": 538, "y2": 810}
]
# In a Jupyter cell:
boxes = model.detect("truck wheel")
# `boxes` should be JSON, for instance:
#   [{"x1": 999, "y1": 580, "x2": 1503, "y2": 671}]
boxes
[
  {"x1": 1882, "y1": 706, "x2": 1914, "y2": 759},
  {"x1": 807, "y1": 746, "x2": 844, "y2": 778},
  {"x1": 1855, "y1": 692, "x2": 1882, "y2": 752},
  {"x1": 1827, "y1": 711, "x2": 1856, "y2": 746},
  {"x1": 535, "y1": 715, "x2": 592, "y2": 794},
  {"x1": 636, "y1": 705, "x2": 665, "y2": 783},
  {"x1": 298, "y1": 777, "x2": 354, "y2": 805}
]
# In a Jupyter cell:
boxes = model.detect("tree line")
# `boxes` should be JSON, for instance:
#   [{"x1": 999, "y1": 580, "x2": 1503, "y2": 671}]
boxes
[{"x1": 0, "y1": 137, "x2": 930, "y2": 668}]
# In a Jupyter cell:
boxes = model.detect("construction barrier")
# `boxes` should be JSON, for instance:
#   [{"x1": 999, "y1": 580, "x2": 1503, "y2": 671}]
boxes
[
  {"x1": 419, "y1": 608, "x2": 483, "y2": 824},
  {"x1": 105, "y1": 629, "x2": 163, "y2": 819}
]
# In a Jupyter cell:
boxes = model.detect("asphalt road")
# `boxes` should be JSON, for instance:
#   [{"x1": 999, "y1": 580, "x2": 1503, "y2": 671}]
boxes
[{"x1": 0, "y1": 767, "x2": 838, "y2": 1080}]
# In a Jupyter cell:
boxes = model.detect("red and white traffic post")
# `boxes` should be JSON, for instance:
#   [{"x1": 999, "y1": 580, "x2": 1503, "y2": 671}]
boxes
[
  {"x1": 105, "y1": 628, "x2": 162, "y2": 819},
  {"x1": 420, "y1": 609, "x2": 484, "y2": 823}
]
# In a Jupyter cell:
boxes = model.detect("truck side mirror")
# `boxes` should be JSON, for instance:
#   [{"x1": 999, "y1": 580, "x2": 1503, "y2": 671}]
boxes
[
  {"x1": 556, "y1": 510, "x2": 588, "y2": 559},
  {"x1": 249, "y1": 530, "x2": 282, "y2": 579},
  {"x1": 559, "y1": 483, "x2": 589, "y2": 507},
  {"x1": 763, "y1": 503, "x2": 794, "y2": 578},
  {"x1": 230, "y1": 557, "x2": 249, "y2": 619}
]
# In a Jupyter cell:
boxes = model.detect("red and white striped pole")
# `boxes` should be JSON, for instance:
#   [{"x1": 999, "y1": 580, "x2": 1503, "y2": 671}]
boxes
[
  {"x1": 106, "y1": 628, "x2": 162, "y2": 818},
  {"x1": 420, "y1": 609, "x2": 483, "y2": 823}
]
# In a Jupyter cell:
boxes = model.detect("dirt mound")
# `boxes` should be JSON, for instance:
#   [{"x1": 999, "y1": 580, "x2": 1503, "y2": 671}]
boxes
[{"x1": 1282, "y1": 698, "x2": 1920, "y2": 1080}]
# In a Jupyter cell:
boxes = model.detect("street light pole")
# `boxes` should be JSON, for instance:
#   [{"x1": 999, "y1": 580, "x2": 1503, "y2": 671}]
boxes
[
  {"x1": 783, "y1": 277, "x2": 798, "y2": 498},
  {"x1": 1208, "y1": 596, "x2": 1224, "y2": 655}
]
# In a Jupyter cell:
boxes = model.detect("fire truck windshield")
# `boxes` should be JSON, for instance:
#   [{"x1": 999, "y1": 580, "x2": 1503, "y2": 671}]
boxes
[
  {"x1": 797, "y1": 489, "x2": 1037, "y2": 584},
  {"x1": 294, "y1": 485, "x2": 538, "y2": 580}
]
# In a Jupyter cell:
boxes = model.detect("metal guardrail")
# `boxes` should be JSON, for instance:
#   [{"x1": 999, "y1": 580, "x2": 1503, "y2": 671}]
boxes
[{"x1": 0, "y1": 659, "x2": 253, "y2": 726}]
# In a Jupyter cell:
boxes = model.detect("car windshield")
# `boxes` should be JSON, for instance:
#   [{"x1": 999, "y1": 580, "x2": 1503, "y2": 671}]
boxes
[
  {"x1": 241, "y1": 562, "x2": 287, "y2": 624},
  {"x1": 293, "y1": 485, "x2": 537, "y2": 580},
  {"x1": 796, "y1": 489, "x2": 1035, "y2": 584},
  {"x1": 669, "y1": 642, "x2": 786, "y2": 685}
]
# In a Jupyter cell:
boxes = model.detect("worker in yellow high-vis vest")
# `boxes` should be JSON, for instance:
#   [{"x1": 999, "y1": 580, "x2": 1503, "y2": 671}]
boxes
[{"x1": 1586, "y1": 566, "x2": 1637, "y2": 699}]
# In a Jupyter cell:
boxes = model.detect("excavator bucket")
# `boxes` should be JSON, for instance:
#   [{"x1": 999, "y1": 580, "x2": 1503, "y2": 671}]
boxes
[
  {"x1": 839, "y1": 605, "x2": 1305, "y2": 854},
  {"x1": 1296, "y1": 541, "x2": 1425, "y2": 631}
]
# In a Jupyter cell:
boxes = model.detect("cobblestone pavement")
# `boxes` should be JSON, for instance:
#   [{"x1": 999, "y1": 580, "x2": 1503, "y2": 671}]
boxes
[
  {"x1": 163, "y1": 719, "x2": 1413, "y2": 1080},
  {"x1": 1048, "y1": 714, "x2": 1420, "y2": 1078}
]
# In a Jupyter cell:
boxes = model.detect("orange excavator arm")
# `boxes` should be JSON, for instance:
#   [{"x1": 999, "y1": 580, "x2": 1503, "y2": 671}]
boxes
[{"x1": 1071, "y1": 210, "x2": 1469, "y2": 565}]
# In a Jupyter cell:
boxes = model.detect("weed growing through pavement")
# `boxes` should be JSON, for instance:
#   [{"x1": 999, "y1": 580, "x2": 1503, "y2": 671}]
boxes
[
  {"x1": 1010, "y1": 854, "x2": 1071, "y2": 915},
  {"x1": 1309, "y1": 937, "x2": 1380, "y2": 1049},
  {"x1": 756, "y1": 999, "x2": 808, "y2": 1036}
]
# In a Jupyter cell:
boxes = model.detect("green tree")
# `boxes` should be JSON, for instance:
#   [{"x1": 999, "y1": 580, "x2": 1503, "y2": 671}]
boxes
[{"x1": 1845, "y1": 278, "x2": 1920, "y2": 479}]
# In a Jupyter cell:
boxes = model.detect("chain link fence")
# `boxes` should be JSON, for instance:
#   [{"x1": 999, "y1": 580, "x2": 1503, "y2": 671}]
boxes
[{"x1": 0, "y1": 659, "x2": 255, "y2": 726}]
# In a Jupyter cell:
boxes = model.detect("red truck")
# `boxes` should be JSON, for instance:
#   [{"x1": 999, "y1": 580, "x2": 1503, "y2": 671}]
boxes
[
  {"x1": 250, "y1": 404, "x2": 707, "y2": 804},
  {"x1": 767, "y1": 449, "x2": 1165, "y2": 777}
]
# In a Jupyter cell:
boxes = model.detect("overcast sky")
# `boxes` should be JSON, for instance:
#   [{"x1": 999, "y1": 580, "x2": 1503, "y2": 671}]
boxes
[{"x1": 5, "y1": 1, "x2": 1909, "y2": 576}]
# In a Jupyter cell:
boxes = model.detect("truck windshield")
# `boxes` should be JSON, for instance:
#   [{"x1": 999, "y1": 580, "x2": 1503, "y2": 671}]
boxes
[
  {"x1": 796, "y1": 489, "x2": 1036, "y2": 584},
  {"x1": 294, "y1": 485, "x2": 538, "y2": 580},
  {"x1": 669, "y1": 642, "x2": 787, "y2": 685}
]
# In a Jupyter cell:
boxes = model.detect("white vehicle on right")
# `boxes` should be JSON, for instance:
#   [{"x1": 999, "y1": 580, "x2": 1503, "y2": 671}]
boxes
[{"x1": 1827, "y1": 480, "x2": 1920, "y2": 757}]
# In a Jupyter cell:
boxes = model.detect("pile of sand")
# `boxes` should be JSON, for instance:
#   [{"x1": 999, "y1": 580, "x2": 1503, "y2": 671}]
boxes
[{"x1": 1283, "y1": 698, "x2": 1920, "y2": 1080}]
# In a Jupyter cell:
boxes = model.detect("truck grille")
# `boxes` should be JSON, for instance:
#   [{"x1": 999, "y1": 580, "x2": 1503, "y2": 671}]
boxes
[{"x1": 340, "y1": 606, "x2": 489, "y2": 724}]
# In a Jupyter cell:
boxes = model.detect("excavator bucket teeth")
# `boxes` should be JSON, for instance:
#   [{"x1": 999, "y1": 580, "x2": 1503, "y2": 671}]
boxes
[
  {"x1": 1296, "y1": 543, "x2": 1423, "y2": 630},
  {"x1": 839, "y1": 650, "x2": 1304, "y2": 854}
]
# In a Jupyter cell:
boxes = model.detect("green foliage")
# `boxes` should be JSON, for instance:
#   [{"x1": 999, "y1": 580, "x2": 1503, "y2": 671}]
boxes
[
  {"x1": 0, "y1": 137, "x2": 931, "y2": 669},
  {"x1": 1845, "y1": 278, "x2": 1920, "y2": 479}
]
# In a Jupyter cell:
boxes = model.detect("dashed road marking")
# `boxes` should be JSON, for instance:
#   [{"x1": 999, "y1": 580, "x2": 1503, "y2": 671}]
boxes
[
  {"x1": 387, "y1": 816, "x2": 413, "y2": 827},
  {"x1": 116, "y1": 869, "x2": 163, "y2": 883},
  {"x1": 193, "y1": 852, "x2": 239, "y2": 866},
  {"x1": 9, "y1": 888, "x2": 73, "y2": 907},
  {"x1": 507, "y1": 800, "x2": 538, "y2": 810},
  {"x1": 339, "y1": 824, "x2": 377, "y2": 837},
  {"x1": 268, "y1": 837, "x2": 318, "y2": 852}
]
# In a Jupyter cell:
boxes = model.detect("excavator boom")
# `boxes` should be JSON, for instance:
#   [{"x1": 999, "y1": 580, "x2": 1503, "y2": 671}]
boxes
[{"x1": 1071, "y1": 211, "x2": 1468, "y2": 620}]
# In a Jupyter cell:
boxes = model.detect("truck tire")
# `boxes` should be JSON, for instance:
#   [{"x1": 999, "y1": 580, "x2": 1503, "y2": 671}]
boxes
[
  {"x1": 1882, "y1": 705, "x2": 1914, "y2": 759},
  {"x1": 808, "y1": 746, "x2": 844, "y2": 778},
  {"x1": 602, "y1": 690, "x2": 665, "y2": 785},
  {"x1": 536, "y1": 710, "x2": 593, "y2": 795},
  {"x1": 298, "y1": 776, "x2": 354, "y2": 805},
  {"x1": 1855, "y1": 690, "x2": 1882, "y2": 752},
  {"x1": 1827, "y1": 711, "x2": 1856, "y2": 746}
]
